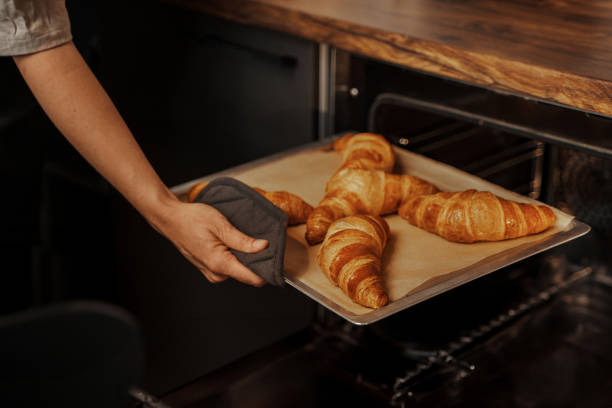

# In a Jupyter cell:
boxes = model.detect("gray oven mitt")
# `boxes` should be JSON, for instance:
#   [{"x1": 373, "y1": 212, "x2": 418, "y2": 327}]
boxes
[{"x1": 193, "y1": 177, "x2": 287, "y2": 286}]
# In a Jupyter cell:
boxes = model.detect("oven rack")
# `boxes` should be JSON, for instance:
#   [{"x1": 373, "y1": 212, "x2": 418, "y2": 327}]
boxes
[
  {"x1": 389, "y1": 264, "x2": 593, "y2": 406},
  {"x1": 367, "y1": 93, "x2": 546, "y2": 200}
]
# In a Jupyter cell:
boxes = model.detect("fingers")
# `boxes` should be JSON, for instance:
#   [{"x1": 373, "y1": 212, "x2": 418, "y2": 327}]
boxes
[
  {"x1": 180, "y1": 241, "x2": 264, "y2": 287},
  {"x1": 201, "y1": 269, "x2": 228, "y2": 284},
  {"x1": 216, "y1": 221, "x2": 268, "y2": 254},
  {"x1": 165, "y1": 202, "x2": 268, "y2": 287},
  {"x1": 205, "y1": 247, "x2": 265, "y2": 287},
  {"x1": 208, "y1": 215, "x2": 267, "y2": 286},
  {"x1": 176, "y1": 246, "x2": 229, "y2": 284}
]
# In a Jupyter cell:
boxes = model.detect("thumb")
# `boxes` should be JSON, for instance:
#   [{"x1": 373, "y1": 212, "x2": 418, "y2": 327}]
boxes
[{"x1": 219, "y1": 223, "x2": 268, "y2": 253}]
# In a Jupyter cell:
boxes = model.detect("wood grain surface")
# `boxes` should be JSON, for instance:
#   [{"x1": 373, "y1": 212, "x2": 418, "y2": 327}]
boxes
[{"x1": 169, "y1": 0, "x2": 612, "y2": 117}]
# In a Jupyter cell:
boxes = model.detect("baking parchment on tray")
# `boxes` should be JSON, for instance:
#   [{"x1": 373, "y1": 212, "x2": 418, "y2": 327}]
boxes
[{"x1": 172, "y1": 140, "x2": 590, "y2": 325}]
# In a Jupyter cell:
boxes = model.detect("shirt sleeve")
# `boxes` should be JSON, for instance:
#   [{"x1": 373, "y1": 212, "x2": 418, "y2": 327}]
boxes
[{"x1": 0, "y1": 0, "x2": 72, "y2": 56}]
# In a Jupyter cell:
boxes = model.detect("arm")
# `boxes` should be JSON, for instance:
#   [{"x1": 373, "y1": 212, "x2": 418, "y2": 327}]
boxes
[{"x1": 13, "y1": 41, "x2": 266, "y2": 286}]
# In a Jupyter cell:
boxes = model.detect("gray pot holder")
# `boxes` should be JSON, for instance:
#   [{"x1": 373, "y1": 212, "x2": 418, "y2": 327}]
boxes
[{"x1": 193, "y1": 177, "x2": 287, "y2": 286}]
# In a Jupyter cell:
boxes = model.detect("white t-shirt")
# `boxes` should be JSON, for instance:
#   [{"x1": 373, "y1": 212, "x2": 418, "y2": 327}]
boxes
[{"x1": 0, "y1": 0, "x2": 71, "y2": 56}]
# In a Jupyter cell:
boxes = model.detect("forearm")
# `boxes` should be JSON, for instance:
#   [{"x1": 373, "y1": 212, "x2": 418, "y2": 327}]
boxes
[
  {"x1": 13, "y1": 42, "x2": 176, "y2": 225},
  {"x1": 13, "y1": 41, "x2": 266, "y2": 286}
]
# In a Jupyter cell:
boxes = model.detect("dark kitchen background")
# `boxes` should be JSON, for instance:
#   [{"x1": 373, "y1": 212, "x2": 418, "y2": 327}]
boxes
[
  {"x1": 1, "y1": 0, "x2": 318, "y2": 395},
  {"x1": 3, "y1": 1, "x2": 612, "y2": 407}
]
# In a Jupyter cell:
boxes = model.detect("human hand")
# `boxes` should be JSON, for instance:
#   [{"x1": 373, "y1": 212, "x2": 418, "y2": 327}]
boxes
[
  {"x1": 12, "y1": 43, "x2": 266, "y2": 287},
  {"x1": 149, "y1": 197, "x2": 268, "y2": 286}
]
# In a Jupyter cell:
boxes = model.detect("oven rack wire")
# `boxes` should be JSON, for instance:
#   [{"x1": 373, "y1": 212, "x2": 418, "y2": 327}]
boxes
[
  {"x1": 367, "y1": 94, "x2": 546, "y2": 200},
  {"x1": 388, "y1": 265, "x2": 593, "y2": 406}
]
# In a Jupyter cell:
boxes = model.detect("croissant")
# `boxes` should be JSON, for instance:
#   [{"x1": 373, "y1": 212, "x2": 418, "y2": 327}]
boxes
[
  {"x1": 306, "y1": 169, "x2": 438, "y2": 245},
  {"x1": 317, "y1": 214, "x2": 390, "y2": 309},
  {"x1": 187, "y1": 182, "x2": 208, "y2": 203},
  {"x1": 398, "y1": 189, "x2": 557, "y2": 243},
  {"x1": 187, "y1": 182, "x2": 314, "y2": 225},
  {"x1": 332, "y1": 132, "x2": 395, "y2": 174}
]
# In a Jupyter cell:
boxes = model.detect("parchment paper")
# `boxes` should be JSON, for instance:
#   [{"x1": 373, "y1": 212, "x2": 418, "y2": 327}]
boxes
[{"x1": 182, "y1": 145, "x2": 574, "y2": 316}]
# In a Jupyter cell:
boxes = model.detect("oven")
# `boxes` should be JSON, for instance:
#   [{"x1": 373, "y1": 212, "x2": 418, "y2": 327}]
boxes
[
  {"x1": 144, "y1": 49, "x2": 612, "y2": 408},
  {"x1": 1, "y1": 2, "x2": 610, "y2": 407}
]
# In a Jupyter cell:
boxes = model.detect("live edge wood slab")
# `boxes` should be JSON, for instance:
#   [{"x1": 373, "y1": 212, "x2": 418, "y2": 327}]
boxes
[{"x1": 168, "y1": 0, "x2": 612, "y2": 118}]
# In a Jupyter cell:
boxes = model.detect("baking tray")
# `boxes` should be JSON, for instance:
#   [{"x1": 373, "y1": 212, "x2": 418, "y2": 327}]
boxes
[{"x1": 171, "y1": 138, "x2": 590, "y2": 325}]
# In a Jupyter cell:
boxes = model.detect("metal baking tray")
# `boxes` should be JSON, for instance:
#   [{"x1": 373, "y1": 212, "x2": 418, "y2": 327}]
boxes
[
  {"x1": 171, "y1": 139, "x2": 591, "y2": 325},
  {"x1": 285, "y1": 219, "x2": 589, "y2": 325}
]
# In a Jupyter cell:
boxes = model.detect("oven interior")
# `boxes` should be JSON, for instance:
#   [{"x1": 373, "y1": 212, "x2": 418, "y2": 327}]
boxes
[{"x1": 159, "y1": 54, "x2": 612, "y2": 408}]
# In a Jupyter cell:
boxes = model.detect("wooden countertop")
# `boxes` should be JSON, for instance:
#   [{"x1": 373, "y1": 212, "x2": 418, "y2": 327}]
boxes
[{"x1": 170, "y1": 0, "x2": 612, "y2": 118}]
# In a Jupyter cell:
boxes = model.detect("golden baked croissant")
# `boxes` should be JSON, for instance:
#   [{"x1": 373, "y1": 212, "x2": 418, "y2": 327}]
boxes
[
  {"x1": 398, "y1": 189, "x2": 557, "y2": 243},
  {"x1": 332, "y1": 132, "x2": 395, "y2": 174},
  {"x1": 187, "y1": 182, "x2": 209, "y2": 203},
  {"x1": 187, "y1": 182, "x2": 314, "y2": 225},
  {"x1": 317, "y1": 214, "x2": 390, "y2": 309},
  {"x1": 306, "y1": 169, "x2": 438, "y2": 245}
]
